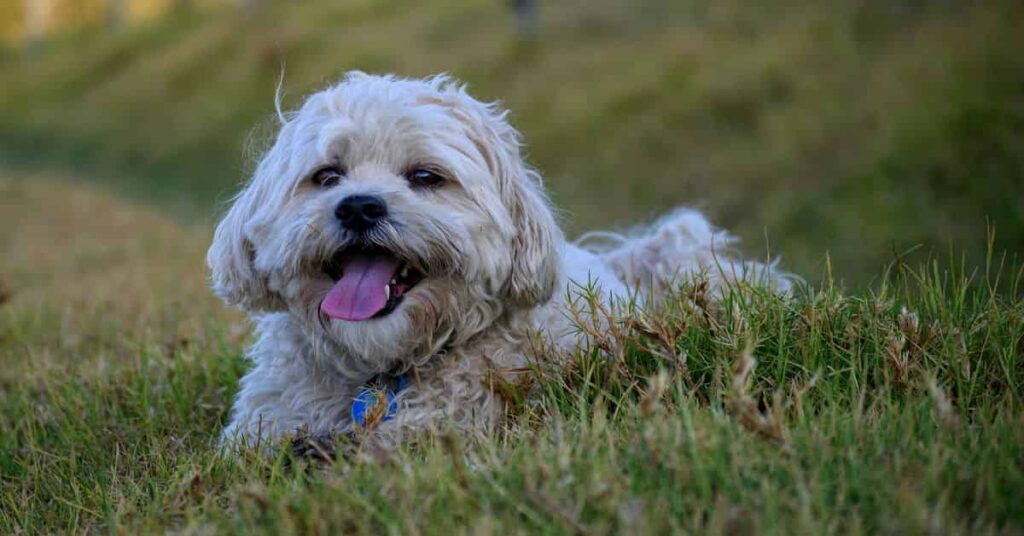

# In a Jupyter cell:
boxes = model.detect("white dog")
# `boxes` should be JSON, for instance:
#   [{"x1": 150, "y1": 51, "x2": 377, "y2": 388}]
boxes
[{"x1": 209, "y1": 72, "x2": 789, "y2": 452}]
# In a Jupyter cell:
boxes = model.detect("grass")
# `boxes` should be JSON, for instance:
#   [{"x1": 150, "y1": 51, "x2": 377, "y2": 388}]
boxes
[
  {"x1": 0, "y1": 0, "x2": 1022, "y2": 282},
  {"x1": 1, "y1": 174, "x2": 1022, "y2": 534},
  {"x1": 1, "y1": 1, "x2": 1023, "y2": 532}
]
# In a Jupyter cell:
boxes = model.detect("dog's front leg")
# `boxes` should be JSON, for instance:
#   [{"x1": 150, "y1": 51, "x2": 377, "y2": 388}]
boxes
[{"x1": 222, "y1": 358, "x2": 360, "y2": 455}]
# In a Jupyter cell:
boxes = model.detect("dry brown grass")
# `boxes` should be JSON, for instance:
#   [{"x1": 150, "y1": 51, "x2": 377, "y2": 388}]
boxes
[{"x1": 0, "y1": 172, "x2": 243, "y2": 380}]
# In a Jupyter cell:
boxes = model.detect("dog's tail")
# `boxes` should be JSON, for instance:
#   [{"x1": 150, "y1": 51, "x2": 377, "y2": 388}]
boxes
[{"x1": 575, "y1": 208, "x2": 794, "y2": 296}]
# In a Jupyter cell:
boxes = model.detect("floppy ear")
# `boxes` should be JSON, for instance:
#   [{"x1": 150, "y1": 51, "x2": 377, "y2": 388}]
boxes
[
  {"x1": 462, "y1": 99, "x2": 561, "y2": 307},
  {"x1": 207, "y1": 177, "x2": 285, "y2": 312},
  {"x1": 502, "y1": 161, "x2": 562, "y2": 306}
]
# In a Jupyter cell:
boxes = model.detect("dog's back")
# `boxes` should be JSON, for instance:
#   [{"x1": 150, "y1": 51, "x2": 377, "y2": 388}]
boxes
[{"x1": 577, "y1": 208, "x2": 794, "y2": 296}]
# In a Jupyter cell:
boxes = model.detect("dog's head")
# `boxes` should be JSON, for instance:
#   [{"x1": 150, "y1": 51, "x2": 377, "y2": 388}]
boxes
[{"x1": 208, "y1": 72, "x2": 561, "y2": 374}]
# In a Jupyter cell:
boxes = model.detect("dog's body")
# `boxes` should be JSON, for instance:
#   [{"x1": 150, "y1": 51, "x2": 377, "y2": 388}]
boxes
[
  {"x1": 221, "y1": 242, "x2": 616, "y2": 447},
  {"x1": 210, "y1": 73, "x2": 788, "y2": 450}
]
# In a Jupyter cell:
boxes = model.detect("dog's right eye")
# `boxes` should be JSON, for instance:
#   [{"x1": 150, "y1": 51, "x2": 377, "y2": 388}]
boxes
[{"x1": 311, "y1": 166, "x2": 345, "y2": 188}]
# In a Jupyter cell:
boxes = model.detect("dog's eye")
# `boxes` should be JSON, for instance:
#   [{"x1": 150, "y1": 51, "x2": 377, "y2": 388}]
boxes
[
  {"x1": 406, "y1": 168, "x2": 447, "y2": 188},
  {"x1": 311, "y1": 166, "x2": 345, "y2": 188}
]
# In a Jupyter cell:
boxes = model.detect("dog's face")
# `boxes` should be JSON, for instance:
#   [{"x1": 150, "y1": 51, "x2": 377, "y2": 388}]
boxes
[{"x1": 208, "y1": 73, "x2": 561, "y2": 376}]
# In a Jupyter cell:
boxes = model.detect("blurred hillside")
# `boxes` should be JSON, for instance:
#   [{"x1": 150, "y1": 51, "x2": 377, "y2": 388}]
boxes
[{"x1": 0, "y1": 0, "x2": 1022, "y2": 283}]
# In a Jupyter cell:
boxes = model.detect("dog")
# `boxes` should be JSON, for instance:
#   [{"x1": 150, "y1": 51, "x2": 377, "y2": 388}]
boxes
[{"x1": 208, "y1": 72, "x2": 790, "y2": 452}]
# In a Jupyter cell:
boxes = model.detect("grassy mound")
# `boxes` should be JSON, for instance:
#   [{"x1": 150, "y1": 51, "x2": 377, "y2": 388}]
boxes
[
  {"x1": 0, "y1": 0, "x2": 1022, "y2": 282},
  {"x1": 1, "y1": 176, "x2": 1021, "y2": 534}
]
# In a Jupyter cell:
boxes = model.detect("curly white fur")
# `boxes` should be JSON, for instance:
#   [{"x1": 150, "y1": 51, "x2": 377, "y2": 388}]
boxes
[{"x1": 208, "y1": 72, "x2": 791, "y2": 451}]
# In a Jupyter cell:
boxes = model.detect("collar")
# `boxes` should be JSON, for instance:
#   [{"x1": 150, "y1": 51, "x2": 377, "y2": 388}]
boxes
[
  {"x1": 351, "y1": 373, "x2": 410, "y2": 427},
  {"x1": 350, "y1": 335, "x2": 452, "y2": 427}
]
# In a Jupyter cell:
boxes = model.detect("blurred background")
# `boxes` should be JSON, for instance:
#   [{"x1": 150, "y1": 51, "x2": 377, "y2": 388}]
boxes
[{"x1": 1, "y1": 0, "x2": 1022, "y2": 285}]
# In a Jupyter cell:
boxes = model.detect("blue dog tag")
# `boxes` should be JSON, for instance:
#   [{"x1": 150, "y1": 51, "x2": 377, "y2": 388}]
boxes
[{"x1": 351, "y1": 374, "x2": 409, "y2": 426}]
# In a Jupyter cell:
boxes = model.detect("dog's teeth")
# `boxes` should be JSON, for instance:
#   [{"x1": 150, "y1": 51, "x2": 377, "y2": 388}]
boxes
[
  {"x1": 384, "y1": 285, "x2": 390, "y2": 300},
  {"x1": 400, "y1": 266, "x2": 410, "y2": 279}
]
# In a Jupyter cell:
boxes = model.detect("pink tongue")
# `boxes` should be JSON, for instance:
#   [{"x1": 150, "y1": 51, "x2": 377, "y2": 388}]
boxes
[{"x1": 320, "y1": 254, "x2": 401, "y2": 321}]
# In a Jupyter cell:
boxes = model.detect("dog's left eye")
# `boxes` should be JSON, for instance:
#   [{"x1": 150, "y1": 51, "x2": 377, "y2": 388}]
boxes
[
  {"x1": 406, "y1": 168, "x2": 447, "y2": 188},
  {"x1": 311, "y1": 166, "x2": 345, "y2": 188}
]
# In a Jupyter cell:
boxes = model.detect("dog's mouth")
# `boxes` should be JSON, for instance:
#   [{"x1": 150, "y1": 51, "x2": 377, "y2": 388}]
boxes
[{"x1": 319, "y1": 246, "x2": 425, "y2": 321}]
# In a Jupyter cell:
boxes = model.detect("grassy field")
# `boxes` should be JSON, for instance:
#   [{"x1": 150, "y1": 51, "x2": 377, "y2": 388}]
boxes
[
  {"x1": 1, "y1": 173, "x2": 1022, "y2": 534},
  {"x1": 0, "y1": 0, "x2": 1022, "y2": 282},
  {"x1": 2, "y1": 0, "x2": 1024, "y2": 533}
]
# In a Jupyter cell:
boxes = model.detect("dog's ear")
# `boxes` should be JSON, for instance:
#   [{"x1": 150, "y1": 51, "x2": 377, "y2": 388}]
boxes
[
  {"x1": 448, "y1": 90, "x2": 561, "y2": 306},
  {"x1": 207, "y1": 175, "x2": 284, "y2": 312},
  {"x1": 501, "y1": 161, "x2": 561, "y2": 306}
]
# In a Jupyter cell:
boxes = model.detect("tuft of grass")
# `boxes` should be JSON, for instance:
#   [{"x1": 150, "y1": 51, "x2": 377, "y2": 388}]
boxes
[{"x1": 1, "y1": 175, "x2": 1022, "y2": 534}]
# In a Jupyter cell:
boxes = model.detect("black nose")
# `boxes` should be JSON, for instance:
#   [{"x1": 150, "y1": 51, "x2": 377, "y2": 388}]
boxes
[{"x1": 335, "y1": 194, "x2": 388, "y2": 231}]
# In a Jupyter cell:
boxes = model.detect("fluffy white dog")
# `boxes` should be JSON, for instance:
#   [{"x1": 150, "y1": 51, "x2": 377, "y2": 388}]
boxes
[{"x1": 209, "y1": 72, "x2": 789, "y2": 452}]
